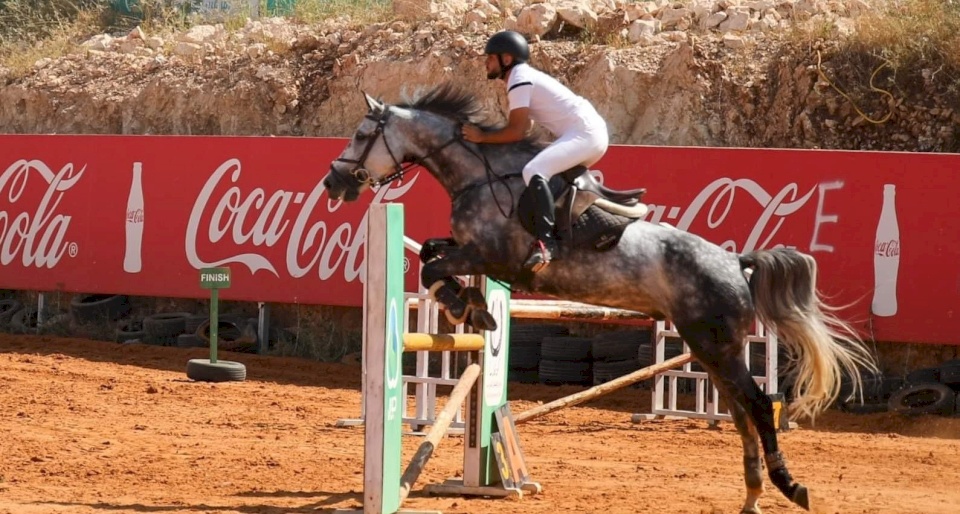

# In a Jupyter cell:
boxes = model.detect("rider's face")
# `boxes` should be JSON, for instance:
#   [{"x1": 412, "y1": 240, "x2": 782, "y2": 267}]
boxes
[
  {"x1": 485, "y1": 54, "x2": 500, "y2": 79},
  {"x1": 485, "y1": 53, "x2": 514, "y2": 80}
]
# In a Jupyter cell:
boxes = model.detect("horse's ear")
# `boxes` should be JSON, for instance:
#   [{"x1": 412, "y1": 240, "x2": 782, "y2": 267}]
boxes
[{"x1": 363, "y1": 92, "x2": 383, "y2": 112}]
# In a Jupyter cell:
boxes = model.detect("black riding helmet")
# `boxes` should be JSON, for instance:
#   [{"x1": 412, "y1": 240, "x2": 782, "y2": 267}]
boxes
[{"x1": 484, "y1": 31, "x2": 529, "y2": 79}]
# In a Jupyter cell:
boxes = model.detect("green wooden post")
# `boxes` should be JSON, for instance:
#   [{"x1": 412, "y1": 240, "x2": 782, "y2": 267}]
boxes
[
  {"x1": 200, "y1": 267, "x2": 231, "y2": 364},
  {"x1": 362, "y1": 203, "x2": 405, "y2": 513}
]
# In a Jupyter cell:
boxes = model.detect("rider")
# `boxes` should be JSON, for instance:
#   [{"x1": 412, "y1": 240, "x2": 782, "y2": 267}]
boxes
[{"x1": 462, "y1": 30, "x2": 610, "y2": 273}]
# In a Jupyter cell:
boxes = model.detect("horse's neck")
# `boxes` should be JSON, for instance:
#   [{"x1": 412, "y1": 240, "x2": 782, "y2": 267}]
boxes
[
  {"x1": 416, "y1": 142, "x2": 492, "y2": 196},
  {"x1": 437, "y1": 142, "x2": 535, "y2": 191}
]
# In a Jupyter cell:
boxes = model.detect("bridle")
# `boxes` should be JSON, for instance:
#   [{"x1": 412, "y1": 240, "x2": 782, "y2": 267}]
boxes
[
  {"x1": 332, "y1": 102, "x2": 522, "y2": 220},
  {"x1": 332, "y1": 105, "x2": 458, "y2": 189}
]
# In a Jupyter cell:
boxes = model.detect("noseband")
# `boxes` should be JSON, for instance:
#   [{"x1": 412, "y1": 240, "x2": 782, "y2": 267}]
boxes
[{"x1": 332, "y1": 106, "x2": 458, "y2": 189}]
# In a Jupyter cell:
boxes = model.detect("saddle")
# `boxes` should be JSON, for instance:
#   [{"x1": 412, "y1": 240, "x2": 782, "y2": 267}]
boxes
[{"x1": 519, "y1": 166, "x2": 649, "y2": 252}]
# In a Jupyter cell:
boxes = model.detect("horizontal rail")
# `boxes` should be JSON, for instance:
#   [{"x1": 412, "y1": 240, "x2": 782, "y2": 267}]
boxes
[
  {"x1": 402, "y1": 332, "x2": 485, "y2": 352},
  {"x1": 508, "y1": 299, "x2": 651, "y2": 321},
  {"x1": 406, "y1": 297, "x2": 651, "y2": 323}
]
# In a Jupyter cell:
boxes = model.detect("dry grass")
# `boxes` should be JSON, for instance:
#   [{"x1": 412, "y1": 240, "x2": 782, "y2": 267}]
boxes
[
  {"x1": 287, "y1": 0, "x2": 391, "y2": 26},
  {"x1": 850, "y1": 0, "x2": 960, "y2": 73},
  {"x1": 787, "y1": 0, "x2": 960, "y2": 90}
]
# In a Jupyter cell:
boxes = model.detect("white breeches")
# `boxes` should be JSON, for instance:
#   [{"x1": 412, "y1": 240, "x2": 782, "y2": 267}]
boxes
[{"x1": 521, "y1": 116, "x2": 609, "y2": 185}]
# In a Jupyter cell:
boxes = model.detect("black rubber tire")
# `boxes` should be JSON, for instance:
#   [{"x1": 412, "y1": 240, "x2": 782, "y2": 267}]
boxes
[
  {"x1": 539, "y1": 359, "x2": 592, "y2": 385},
  {"x1": 9, "y1": 308, "x2": 68, "y2": 334},
  {"x1": 9, "y1": 307, "x2": 38, "y2": 333},
  {"x1": 592, "y1": 329, "x2": 651, "y2": 362},
  {"x1": 184, "y1": 314, "x2": 209, "y2": 335},
  {"x1": 938, "y1": 359, "x2": 960, "y2": 386},
  {"x1": 592, "y1": 358, "x2": 643, "y2": 386},
  {"x1": 115, "y1": 319, "x2": 145, "y2": 343},
  {"x1": 888, "y1": 382, "x2": 957, "y2": 416},
  {"x1": 510, "y1": 323, "x2": 570, "y2": 346},
  {"x1": 143, "y1": 312, "x2": 191, "y2": 345},
  {"x1": 637, "y1": 337, "x2": 685, "y2": 367},
  {"x1": 0, "y1": 299, "x2": 23, "y2": 327},
  {"x1": 838, "y1": 374, "x2": 903, "y2": 405},
  {"x1": 508, "y1": 368, "x2": 539, "y2": 384},
  {"x1": 541, "y1": 336, "x2": 592, "y2": 362},
  {"x1": 186, "y1": 358, "x2": 246, "y2": 382},
  {"x1": 195, "y1": 318, "x2": 245, "y2": 343},
  {"x1": 905, "y1": 367, "x2": 940, "y2": 386},
  {"x1": 509, "y1": 344, "x2": 541, "y2": 370},
  {"x1": 70, "y1": 294, "x2": 130, "y2": 324}
]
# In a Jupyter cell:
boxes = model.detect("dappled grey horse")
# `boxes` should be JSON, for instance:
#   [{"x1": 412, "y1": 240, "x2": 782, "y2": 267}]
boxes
[{"x1": 322, "y1": 83, "x2": 877, "y2": 513}]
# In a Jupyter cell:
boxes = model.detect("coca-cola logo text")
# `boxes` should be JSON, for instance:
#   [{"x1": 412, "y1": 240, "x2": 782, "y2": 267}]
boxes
[
  {"x1": 876, "y1": 239, "x2": 900, "y2": 257},
  {"x1": 186, "y1": 158, "x2": 417, "y2": 280},
  {"x1": 643, "y1": 178, "x2": 843, "y2": 253},
  {"x1": 127, "y1": 209, "x2": 144, "y2": 223},
  {"x1": 0, "y1": 159, "x2": 83, "y2": 268}
]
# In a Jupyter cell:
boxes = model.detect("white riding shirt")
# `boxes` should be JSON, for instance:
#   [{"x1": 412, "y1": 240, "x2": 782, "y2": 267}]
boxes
[
  {"x1": 506, "y1": 63, "x2": 609, "y2": 184},
  {"x1": 507, "y1": 63, "x2": 602, "y2": 137}
]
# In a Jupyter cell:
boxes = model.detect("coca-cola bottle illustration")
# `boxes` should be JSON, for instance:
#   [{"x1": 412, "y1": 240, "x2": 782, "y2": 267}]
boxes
[
  {"x1": 123, "y1": 162, "x2": 144, "y2": 273},
  {"x1": 872, "y1": 184, "x2": 899, "y2": 316}
]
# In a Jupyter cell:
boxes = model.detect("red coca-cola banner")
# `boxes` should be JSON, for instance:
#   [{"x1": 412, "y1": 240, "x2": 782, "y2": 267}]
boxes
[{"x1": 1, "y1": 135, "x2": 957, "y2": 345}]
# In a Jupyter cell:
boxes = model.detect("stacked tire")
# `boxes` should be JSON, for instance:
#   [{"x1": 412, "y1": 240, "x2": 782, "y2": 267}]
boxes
[
  {"x1": 592, "y1": 329, "x2": 651, "y2": 387},
  {"x1": 837, "y1": 373, "x2": 904, "y2": 414},
  {"x1": 143, "y1": 312, "x2": 193, "y2": 346},
  {"x1": 508, "y1": 324, "x2": 569, "y2": 384},
  {"x1": 6, "y1": 305, "x2": 70, "y2": 334},
  {"x1": 539, "y1": 335, "x2": 593, "y2": 386},
  {"x1": 70, "y1": 294, "x2": 130, "y2": 325},
  {"x1": 637, "y1": 336, "x2": 694, "y2": 393},
  {"x1": 117, "y1": 312, "x2": 256, "y2": 351}
]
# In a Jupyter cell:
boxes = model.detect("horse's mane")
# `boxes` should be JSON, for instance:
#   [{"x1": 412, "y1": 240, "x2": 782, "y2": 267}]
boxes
[{"x1": 396, "y1": 82, "x2": 545, "y2": 150}]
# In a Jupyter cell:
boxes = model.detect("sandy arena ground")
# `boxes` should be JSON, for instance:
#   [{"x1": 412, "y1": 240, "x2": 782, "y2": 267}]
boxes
[{"x1": 0, "y1": 334, "x2": 958, "y2": 514}]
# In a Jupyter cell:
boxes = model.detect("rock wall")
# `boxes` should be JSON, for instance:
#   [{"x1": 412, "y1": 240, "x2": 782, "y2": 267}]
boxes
[{"x1": 1, "y1": 0, "x2": 957, "y2": 152}]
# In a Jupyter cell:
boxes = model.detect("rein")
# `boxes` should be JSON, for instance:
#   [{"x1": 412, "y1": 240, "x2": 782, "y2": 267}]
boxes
[
  {"x1": 332, "y1": 108, "x2": 459, "y2": 189},
  {"x1": 334, "y1": 105, "x2": 523, "y2": 220},
  {"x1": 451, "y1": 142, "x2": 523, "y2": 220}
]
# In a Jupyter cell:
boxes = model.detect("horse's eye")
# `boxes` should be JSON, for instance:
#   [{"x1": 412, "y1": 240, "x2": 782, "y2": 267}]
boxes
[{"x1": 355, "y1": 132, "x2": 370, "y2": 141}]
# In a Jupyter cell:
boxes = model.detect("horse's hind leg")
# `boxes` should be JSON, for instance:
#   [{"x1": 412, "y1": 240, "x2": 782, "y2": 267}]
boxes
[
  {"x1": 725, "y1": 393, "x2": 765, "y2": 514},
  {"x1": 712, "y1": 355, "x2": 808, "y2": 510},
  {"x1": 679, "y1": 321, "x2": 806, "y2": 512}
]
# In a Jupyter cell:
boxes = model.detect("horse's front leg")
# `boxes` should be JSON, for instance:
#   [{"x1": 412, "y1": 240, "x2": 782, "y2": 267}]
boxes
[{"x1": 419, "y1": 241, "x2": 497, "y2": 331}]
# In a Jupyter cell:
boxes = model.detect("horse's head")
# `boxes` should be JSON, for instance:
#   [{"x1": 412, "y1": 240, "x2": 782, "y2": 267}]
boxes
[{"x1": 323, "y1": 93, "x2": 417, "y2": 202}]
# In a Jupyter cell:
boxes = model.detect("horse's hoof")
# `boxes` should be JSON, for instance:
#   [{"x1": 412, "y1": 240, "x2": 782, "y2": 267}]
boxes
[
  {"x1": 469, "y1": 309, "x2": 498, "y2": 331},
  {"x1": 792, "y1": 485, "x2": 809, "y2": 510},
  {"x1": 740, "y1": 508, "x2": 762, "y2": 514}
]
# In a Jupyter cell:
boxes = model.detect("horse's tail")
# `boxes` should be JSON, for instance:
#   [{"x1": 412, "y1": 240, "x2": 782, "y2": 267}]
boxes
[{"x1": 739, "y1": 248, "x2": 878, "y2": 421}]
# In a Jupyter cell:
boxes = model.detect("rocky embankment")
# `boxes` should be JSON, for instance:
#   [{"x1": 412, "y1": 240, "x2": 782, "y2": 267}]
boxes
[{"x1": 0, "y1": 0, "x2": 956, "y2": 152}]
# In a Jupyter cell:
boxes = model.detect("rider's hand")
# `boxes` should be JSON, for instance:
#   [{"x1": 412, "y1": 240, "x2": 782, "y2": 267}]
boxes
[{"x1": 461, "y1": 124, "x2": 484, "y2": 143}]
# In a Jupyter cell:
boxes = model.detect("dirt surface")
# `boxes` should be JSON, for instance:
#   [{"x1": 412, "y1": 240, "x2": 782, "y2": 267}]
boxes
[{"x1": 1, "y1": 333, "x2": 959, "y2": 514}]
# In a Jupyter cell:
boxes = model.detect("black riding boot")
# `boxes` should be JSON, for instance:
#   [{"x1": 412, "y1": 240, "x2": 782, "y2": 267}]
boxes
[{"x1": 522, "y1": 175, "x2": 559, "y2": 273}]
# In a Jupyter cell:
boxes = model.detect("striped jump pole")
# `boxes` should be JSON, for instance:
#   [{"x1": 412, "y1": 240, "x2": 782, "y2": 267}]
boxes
[{"x1": 338, "y1": 203, "x2": 537, "y2": 514}]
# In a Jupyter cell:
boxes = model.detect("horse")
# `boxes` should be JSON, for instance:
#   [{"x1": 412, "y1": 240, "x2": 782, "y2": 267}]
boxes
[{"x1": 322, "y1": 82, "x2": 877, "y2": 513}]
